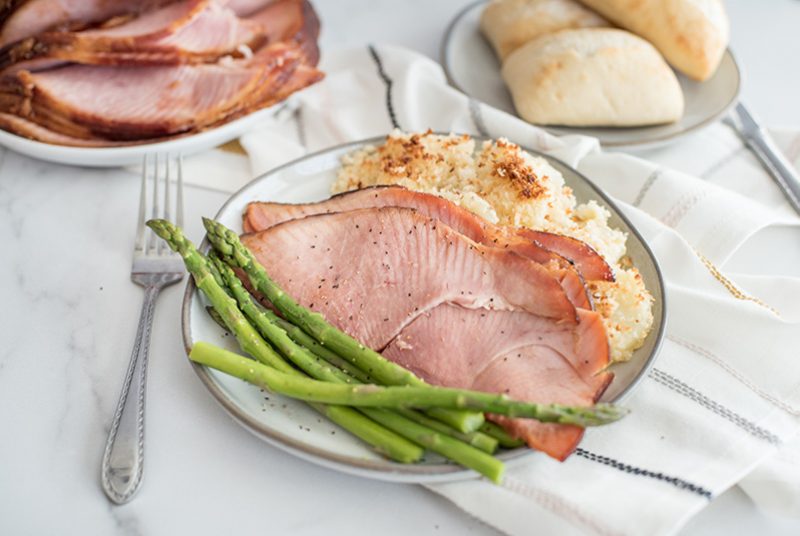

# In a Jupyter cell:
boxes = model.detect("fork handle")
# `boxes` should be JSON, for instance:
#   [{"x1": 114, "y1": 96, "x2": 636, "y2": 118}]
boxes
[{"x1": 101, "y1": 284, "x2": 160, "y2": 504}]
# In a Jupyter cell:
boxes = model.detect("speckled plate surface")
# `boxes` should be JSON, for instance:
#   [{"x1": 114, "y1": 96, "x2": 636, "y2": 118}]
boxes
[
  {"x1": 181, "y1": 135, "x2": 666, "y2": 483},
  {"x1": 441, "y1": 1, "x2": 741, "y2": 149}
]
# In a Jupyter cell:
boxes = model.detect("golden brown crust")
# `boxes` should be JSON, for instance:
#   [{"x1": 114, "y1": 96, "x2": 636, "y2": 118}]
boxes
[
  {"x1": 577, "y1": 0, "x2": 729, "y2": 81},
  {"x1": 486, "y1": 139, "x2": 545, "y2": 200},
  {"x1": 480, "y1": 0, "x2": 609, "y2": 60}
]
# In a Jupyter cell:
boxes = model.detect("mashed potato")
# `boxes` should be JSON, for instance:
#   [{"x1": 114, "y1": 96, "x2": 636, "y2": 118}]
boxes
[{"x1": 334, "y1": 131, "x2": 653, "y2": 362}]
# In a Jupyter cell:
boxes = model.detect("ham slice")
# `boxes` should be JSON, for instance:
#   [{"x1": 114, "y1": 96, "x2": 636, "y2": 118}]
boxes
[
  {"x1": 383, "y1": 304, "x2": 612, "y2": 460},
  {"x1": 242, "y1": 186, "x2": 594, "y2": 308},
  {"x1": 0, "y1": 41, "x2": 321, "y2": 140},
  {"x1": 0, "y1": 111, "x2": 138, "y2": 145},
  {"x1": 0, "y1": 56, "x2": 321, "y2": 144},
  {"x1": 241, "y1": 207, "x2": 578, "y2": 350},
  {"x1": 0, "y1": 62, "x2": 319, "y2": 145},
  {"x1": 0, "y1": 0, "x2": 169, "y2": 48},
  {"x1": 0, "y1": 0, "x2": 265, "y2": 74},
  {"x1": 223, "y1": 0, "x2": 275, "y2": 16},
  {"x1": 246, "y1": 0, "x2": 319, "y2": 64},
  {"x1": 519, "y1": 229, "x2": 614, "y2": 282}
]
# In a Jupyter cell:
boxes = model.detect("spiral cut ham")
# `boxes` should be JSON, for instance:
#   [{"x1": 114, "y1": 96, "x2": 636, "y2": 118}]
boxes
[
  {"x1": 240, "y1": 196, "x2": 614, "y2": 461},
  {"x1": 0, "y1": 0, "x2": 322, "y2": 145}
]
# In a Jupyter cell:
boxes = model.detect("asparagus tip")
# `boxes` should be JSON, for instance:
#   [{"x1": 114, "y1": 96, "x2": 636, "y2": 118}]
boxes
[
  {"x1": 589, "y1": 403, "x2": 630, "y2": 424},
  {"x1": 146, "y1": 218, "x2": 168, "y2": 233}
]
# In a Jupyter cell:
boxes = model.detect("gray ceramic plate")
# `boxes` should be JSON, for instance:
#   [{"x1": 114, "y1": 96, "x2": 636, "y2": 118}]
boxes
[
  {"x1": 441, "y1": 0, "x2": 741, "y2": 149},
  {"x1": 181, "y1": 136, "x2": 666, "y2": 483}
]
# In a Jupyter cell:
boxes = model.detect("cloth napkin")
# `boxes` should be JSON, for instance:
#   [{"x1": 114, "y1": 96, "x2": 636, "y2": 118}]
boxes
[{"x1": 188, "y1": 45, "x2": 800, "y2": 535}]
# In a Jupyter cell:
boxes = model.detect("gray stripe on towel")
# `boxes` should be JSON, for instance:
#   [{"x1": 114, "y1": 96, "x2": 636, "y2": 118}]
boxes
[
  {"x1": 632, "y1": 168, "x2": 663, "y2": 207},
  {"x1": 649, "y1": 368, "x2": 782, "y2": 445}
]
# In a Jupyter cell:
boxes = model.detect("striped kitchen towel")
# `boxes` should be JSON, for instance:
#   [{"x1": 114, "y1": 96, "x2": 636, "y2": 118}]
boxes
[{"x1": 209, "y1": 44, "x2": 800, "y2": 535}]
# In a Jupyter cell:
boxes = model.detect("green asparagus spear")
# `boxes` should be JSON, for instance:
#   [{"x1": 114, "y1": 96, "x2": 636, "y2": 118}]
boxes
[
  {"x1": 395, "y1": 409, "x2": 498, "y2": 453},
  {"x1": 202, "y1": 217, "x2": 484, "y2": 433},
  {"x1": 209, "y1": 253, "x2": 497, "y2": 454},
  {"x1": 208, "y1": 254, "x2": 350, "y2": 384},
  {"x1": 266, "y1": 301, "x2": 499, "y2": 452},
  {"x1": 480, "y1": 421, "x2": 525, "y2": 449},
  {"x1": 270, "y1": 310, "x2": 498, "y2": 451},
  {"x1": 269, "y1": 313, "x2": 377, "y2": 383},
  {"x1": 147, "y1": 219, "x2": 423, "y2": 464},
  {"x1": 211, "y1": 254, "x2": 499, "y2": 456},
  {"x1": 190, "y1": 342, "x2": 628, "y2": 426}
]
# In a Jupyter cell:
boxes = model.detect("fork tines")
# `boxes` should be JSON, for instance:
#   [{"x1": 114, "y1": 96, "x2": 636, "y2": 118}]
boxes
[{"x1": 136, "y1": 154, "x2": 184, "y2": 256}]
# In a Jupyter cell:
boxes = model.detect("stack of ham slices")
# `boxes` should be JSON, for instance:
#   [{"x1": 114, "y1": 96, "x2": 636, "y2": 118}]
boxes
[
  {"x1": 241, "y1": 186, "x2": 616, "y2": 461},
  {"x1": 0, "y1": 0, "x2": 322, "y2": 146}
]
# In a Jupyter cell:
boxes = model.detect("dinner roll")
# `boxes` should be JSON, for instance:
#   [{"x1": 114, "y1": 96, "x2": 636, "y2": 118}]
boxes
[
  {"x1": 577, "y1": 0, "x2": 729, "y2": 81},
  {"x1": 501, "y1": 28, "x2": 684, "y2": 127},
  {"x1": 480, "y1": 0, "x2": 609, "y2": 61}
]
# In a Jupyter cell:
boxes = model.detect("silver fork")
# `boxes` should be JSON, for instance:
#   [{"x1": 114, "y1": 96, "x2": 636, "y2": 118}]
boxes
[{"x1": 101, "y1": 155, "x2": 185, "y2": 504}]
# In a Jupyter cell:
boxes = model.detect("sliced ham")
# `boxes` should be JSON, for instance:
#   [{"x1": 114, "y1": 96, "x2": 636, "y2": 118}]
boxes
[
  {"x1": 0, "y1": 0, "x2": 265, "y2": 74},
  {"x1": 0, "y1": 41, "x2": 321, "y2": 140},
  {"x1": 246, "y1": 0, "x2": 319, "y2": 64},
  {"x1": 0, "y1": 0, "x2": 323, "y2": 145},
  {"x1": 0, "y1": 111, "x2": 138, "y2": 145},
  {"x1": 0, "y1": 0, "x2": 169, "y2": 48},
  {"x1": 223, "y1": 0, "x2": 274, "y2": 16},
  {"x1": 519, "y1": 229, "x2": 614, "y2": 282},
  {"x1": 383, "y1": 304, "x2": 612, "y2": 460},
  {"x1": 0, "y1": 58, "x2": 321, "y2": 144},
  {"x1": 241, "y1": 207, "x2": 578, "y2": 350},
  {"x1": 242, "y1": 186, "x2": 592, "y2": 308},
  {"x1": 0, "y1": 64, "x2": 319, "y2": 145}
]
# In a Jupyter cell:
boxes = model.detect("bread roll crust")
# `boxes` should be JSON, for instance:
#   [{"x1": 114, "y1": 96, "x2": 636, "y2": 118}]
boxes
[
  {"x1": 577, "y1": 0, "x2": 729, "y2": 81},
  {"x1": 501, "y1": 28, "x2": 684, "y2": 127},
  {"x1": 480, "y1": 0, "x2": 608, "y2": 61}
]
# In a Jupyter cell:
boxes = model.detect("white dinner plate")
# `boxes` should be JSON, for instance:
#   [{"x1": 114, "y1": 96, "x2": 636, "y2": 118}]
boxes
[
  {"x1": 181, "y1": 135, "x2": 667, "y2": 483},
  {"x1": 441, "y1": 0, "x2": 742, "y2": 149},
  {"x1": 0, "y1": 103, "x2": 282, "y2": 168}
]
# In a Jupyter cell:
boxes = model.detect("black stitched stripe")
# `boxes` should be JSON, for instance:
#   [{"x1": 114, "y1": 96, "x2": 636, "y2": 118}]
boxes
[
  {"x1": 468, "y1": 98, "x2": 489, "y2": 137},
  {"x1": 575, "y1": 448, "x2": 713, "y2": 499},
  {"x1": 368, "y1": 45, "x2": 400, "y2": 130},
  {"x1": 649, "y1": 368, "x2": 782, "y2": 445}
]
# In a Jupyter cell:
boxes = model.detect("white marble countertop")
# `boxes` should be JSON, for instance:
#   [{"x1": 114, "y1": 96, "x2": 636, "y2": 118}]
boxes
[{"x1": 2, "y1": 1, "x2": 800, "y2": 534}]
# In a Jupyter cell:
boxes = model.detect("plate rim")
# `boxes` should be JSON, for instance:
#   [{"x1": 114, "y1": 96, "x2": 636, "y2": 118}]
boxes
[
  {"x1": 439, "y1": 0, "x2": 742, "y2": 149},
  {"x1": 180, "y1": 134, "x2": 667, "y2": 482}
]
